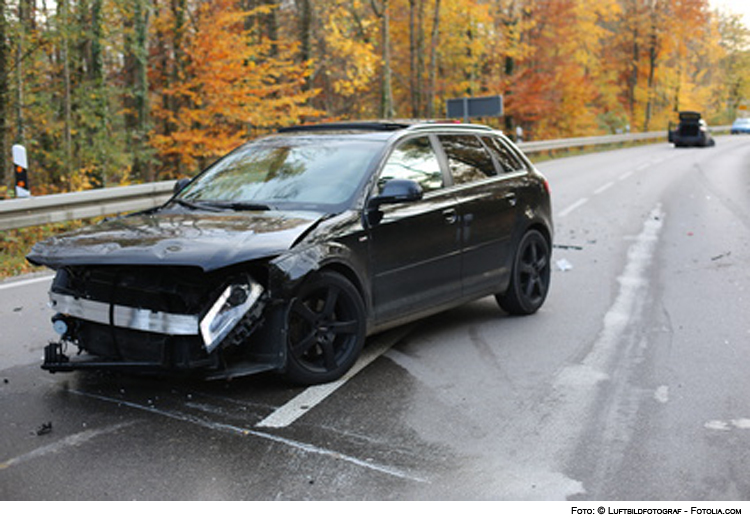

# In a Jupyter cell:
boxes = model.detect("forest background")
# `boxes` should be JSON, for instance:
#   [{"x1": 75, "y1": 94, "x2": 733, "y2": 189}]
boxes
[{"x1": 0, "y1": 0, "x2": 748, "y2": 195}]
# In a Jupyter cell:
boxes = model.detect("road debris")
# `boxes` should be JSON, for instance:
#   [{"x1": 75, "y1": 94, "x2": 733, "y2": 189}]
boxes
[
  {"x1": 553, "y1": 244, "x2": 583, "y2": 251},
  {"x1": 711, "y1": 251, "x2": 731, "y2": 261},
  {"x1": 35, "y1": 422, "x2": 53, "y2": 436}
]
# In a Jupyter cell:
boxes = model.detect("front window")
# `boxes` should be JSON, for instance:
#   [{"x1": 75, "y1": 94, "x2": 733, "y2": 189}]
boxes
[
  {"x1": 378, "y1": 136, "x2": 444, "y2": 193},
  {"x1": 178, "y1": 137, "x2": 383, "y2": 211}
]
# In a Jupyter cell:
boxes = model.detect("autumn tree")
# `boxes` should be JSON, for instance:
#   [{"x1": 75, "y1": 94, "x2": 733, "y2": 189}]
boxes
[
  {"x1": 150, "y1": 0, "x2": 318, "y2": 177},
  {"x1": 717, "y1": 11, "x2": 750, "y2": 119},
  {"x1": 2, "y1": 0, "x2": 748, "y2": 198}
]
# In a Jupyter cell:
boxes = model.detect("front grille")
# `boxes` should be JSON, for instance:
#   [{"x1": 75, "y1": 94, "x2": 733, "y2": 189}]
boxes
[{"x1": 52, "y1": 265, "x2": 213, "y2": 315}]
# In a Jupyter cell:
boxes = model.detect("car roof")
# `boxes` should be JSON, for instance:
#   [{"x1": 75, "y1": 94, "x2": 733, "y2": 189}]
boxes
[{"x1": 277, "y1": 120, "x2": 497, "y2": 136}]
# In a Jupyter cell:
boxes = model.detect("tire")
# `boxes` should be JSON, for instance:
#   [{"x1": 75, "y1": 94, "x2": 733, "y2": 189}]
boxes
[
  {"x1": 284, "y1": 271, "x2": 366, "y2": 385},
  {"x1": 496, "y1": 229, "x2": 551, "y2": 315}
]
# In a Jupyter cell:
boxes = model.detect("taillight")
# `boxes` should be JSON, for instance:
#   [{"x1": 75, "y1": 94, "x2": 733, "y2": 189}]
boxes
[{"x1": 541, "y1": 175, "x2": 551, "y2": 194}]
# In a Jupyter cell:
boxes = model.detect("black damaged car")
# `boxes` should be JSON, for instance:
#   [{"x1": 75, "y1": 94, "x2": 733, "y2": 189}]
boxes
[{"x1": 28, "y1": 121, "x2": 553, "y2": 385}]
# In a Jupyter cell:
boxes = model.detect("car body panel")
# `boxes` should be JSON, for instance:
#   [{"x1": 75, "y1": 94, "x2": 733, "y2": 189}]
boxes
[
  {"x1": 368, "y1": 190, "x2": 462, "y2": 323},
  {"x1": 27, "y1": 209, "x2": 324, "y2": 272}
]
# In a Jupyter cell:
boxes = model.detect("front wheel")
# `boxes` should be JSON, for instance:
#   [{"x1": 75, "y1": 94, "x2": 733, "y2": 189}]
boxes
[
  {"x1": 284, "y1": 271, "x2": 366, "y2": 385},
  {"x1": 496, "y1": 229, "x2": 551, "y2": 315}
]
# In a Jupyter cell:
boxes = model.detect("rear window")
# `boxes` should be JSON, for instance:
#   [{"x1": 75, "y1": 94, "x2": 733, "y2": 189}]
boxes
[
  {"x1": 480, "y1": 136, "x2": 525, "y2": 173},
  {"x1": 437, "y1": 134, "x2": 497, "y2": 184}
]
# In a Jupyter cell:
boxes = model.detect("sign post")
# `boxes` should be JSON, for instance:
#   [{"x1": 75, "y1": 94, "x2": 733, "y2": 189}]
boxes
[
  {"x1": 12, "y1": 145, "x2": 30, "y2": 198},
  {"x1": 446, "y1": 95, "x2": 504, "y2": 123}
]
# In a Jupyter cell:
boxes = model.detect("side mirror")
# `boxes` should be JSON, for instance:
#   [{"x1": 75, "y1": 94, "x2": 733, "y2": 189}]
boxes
[
  {"x1": 173, "y1": 178, "x2": 191, "y2": 195},
  {"x1": 368, "y1": 178, "x2": 423, "y2": 209}
]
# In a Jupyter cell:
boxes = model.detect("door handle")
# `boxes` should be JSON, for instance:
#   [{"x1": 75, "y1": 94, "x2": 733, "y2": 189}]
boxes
[{"x1": 443, "y1": 208, "x2": 458, "y2": 225}]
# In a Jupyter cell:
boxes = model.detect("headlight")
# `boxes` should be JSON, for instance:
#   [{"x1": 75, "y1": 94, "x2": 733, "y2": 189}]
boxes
[{"x1": 200, "y1": 278, "x2": 263, "y2": 353}]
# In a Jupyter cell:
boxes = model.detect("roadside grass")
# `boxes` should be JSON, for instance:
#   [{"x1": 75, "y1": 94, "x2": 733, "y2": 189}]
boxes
[{"x1": 0, "y1": 219, "x2": 96, "y2": 279}]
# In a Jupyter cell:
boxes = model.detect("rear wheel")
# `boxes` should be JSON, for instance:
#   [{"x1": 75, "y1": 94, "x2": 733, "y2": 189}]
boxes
[
  {"x1": 285, "y1": 271, "x2": 366, "y2": 385},
  {"x1": 496, "y1": 229, "x2": 551, "y2": 315}
]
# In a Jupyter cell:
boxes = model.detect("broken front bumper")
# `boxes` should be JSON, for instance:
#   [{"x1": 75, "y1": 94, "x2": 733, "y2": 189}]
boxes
[{"x1": 42, "y1": 276, "x2": 281, "y2": 378}]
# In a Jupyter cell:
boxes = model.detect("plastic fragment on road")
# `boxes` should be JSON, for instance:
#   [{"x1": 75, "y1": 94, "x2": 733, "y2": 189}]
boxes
[{"x1": 35, "y1": 422, "x2": 52, "y2": 436}]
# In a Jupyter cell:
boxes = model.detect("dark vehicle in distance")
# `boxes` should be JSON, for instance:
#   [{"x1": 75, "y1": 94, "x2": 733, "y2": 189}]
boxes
[
  {"x1": 730, "y1": 117, "x2": 750, "y2": 134},
  {"x1": 668, "y1": 111, "x2": 715, "y2": 147},
  {"x1": 28, "y1": 121, "x2": 553, "y2": 385}
]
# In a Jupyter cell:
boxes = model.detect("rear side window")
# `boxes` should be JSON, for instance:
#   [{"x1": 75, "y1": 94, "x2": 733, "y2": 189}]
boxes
[
  {"x1": 437, "y1": 134, "x2": 497, "y2": 184},
  {"x1": 481, "y1": 136, "x2": 525, "y2": 173}
]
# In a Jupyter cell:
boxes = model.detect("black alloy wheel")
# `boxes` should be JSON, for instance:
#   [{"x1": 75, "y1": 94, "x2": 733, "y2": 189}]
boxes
[
  {"x1": 497, "y1": 229, "x2": 551, "y2": 315},
  {"x1": 285, "y1": 271, "x2": 366, "y2": 385}
]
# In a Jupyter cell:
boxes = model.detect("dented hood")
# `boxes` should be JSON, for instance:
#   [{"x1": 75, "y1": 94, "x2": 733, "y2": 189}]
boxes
[{"x1": 27, "y1": 208, "x2": 325, "y2": 272}]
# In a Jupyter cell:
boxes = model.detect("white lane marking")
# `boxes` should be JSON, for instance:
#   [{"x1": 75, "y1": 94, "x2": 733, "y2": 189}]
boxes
[
  {"x1": 705, "y1": 419, "x2": 750, "y2": 431},
  {"x1": 0, "y1": 421, "x2": 138, "y2": 470},
  {"x1": 619, "y1": 170, "x2": 634, "y2": 181},
  {"x1": 0, "y1": 274, "x2": 53, "y2": 292},
  {"x1": 581, "y1": 204, "x2": 664, "y2": 371},
  {"x1": 536, "y1": 204, "x2": 665, "y2": 492},
  {"x1": 70, "y1": 387, "x2": 426, "y2": 483},
  {"x1": 593, "y1": 181, "x2": 615, "y2": 195},
  {"x1": 257, "y1": 326, "x2": 410, "y2": 429},
  {"x1": 705, "y1": 420, "x2": 731, "y2": 431},
  {"x1": 557, "y1": 197, "x2": 588, "y2": 218}
]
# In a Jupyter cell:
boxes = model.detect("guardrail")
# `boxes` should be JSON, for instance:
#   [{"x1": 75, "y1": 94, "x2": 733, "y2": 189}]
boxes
[
  {"x1": 0, "y1": 181, "x2": 175, "y2": 230},
  {"x1": 520, "y1": 130, "x2": 666, "y2": 152},
  {"x1": 0, "y1": 125, "x2": 732, "y2": 230},
  {"x1": 520, "y1": 125, "x2": 730, "y2": 152}
]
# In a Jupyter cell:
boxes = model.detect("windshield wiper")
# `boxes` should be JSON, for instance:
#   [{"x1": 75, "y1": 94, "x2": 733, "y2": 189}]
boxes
[
  {"x1": 172, "y1": 199, "x2": 272, "y2": 212},
  {"x1": 209, "y1": 201, "x2": 273, "y2": 211},
  {"x1": 171, "y1": 199, "x2": 226, "y2": 212}
]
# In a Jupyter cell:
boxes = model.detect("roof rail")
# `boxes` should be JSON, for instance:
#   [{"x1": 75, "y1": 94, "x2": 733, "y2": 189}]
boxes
[
  {"x1": 277, "y1": 122, "x2": 411, "y2": 133},
  {"x1": 277, "y1": 120, "x2": 495, "y2": 134}
]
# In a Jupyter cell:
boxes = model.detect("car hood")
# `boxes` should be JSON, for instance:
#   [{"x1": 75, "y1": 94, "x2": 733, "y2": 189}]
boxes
[{"x1": 27, "y1": 208, "x2": 325, "y2": 272}]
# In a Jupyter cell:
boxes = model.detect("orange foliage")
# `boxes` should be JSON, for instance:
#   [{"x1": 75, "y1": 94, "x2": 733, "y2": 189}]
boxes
[{"x1": 150, "y1": 0, "x2": 319, "y2": 176}]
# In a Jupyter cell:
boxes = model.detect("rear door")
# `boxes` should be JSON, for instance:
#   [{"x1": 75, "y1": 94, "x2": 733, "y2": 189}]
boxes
[
  {"x1": 366, "y1": 135, "x2": 462, "y2": 323},
  {"x1": 436, "y1": 133, "x2": 523, "y2": 297}
]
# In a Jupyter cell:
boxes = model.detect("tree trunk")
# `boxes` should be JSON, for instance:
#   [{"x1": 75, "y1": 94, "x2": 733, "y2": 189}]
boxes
[
  {"x1": 125, "y1": 0, "x2": 151, "y2": 181},
  {"x1": 297, "y1": 0, "x2": 312, "y2": 63},
  {"x1": 60, "y1": 0, "x2": 74, "y2": 190},
  {"x1": 0, "y1": 0, "x2": 7, "y2": 188},
  {"x1": 644, "y1": 2, "x2": 660, "y2": 131},
  {"x1": 295, "y1": 0, "x2": 312, "y2": 93},
  {"x1": 627, "y1": 0, "x2": 640, "y2": 123},
  {"x1": 426, "y1": 0, "x2": 440, "y2": 118},
  {"x1": 15, "y1": 1, "x2": 25, "y2": 146},
  {"x1": 372, "y1": 0, "x2": 394, "y2": 119}
]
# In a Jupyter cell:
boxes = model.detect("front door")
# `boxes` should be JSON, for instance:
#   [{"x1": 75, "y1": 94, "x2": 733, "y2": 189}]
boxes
[{"x1": 367, "y1": 135, "x2": 462, "y2": 324}]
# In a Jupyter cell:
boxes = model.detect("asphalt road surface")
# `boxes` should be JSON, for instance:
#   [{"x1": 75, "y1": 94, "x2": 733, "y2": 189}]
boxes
[{"x1": 1, "y1": 136, "x2": 749, "y2": 501}]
